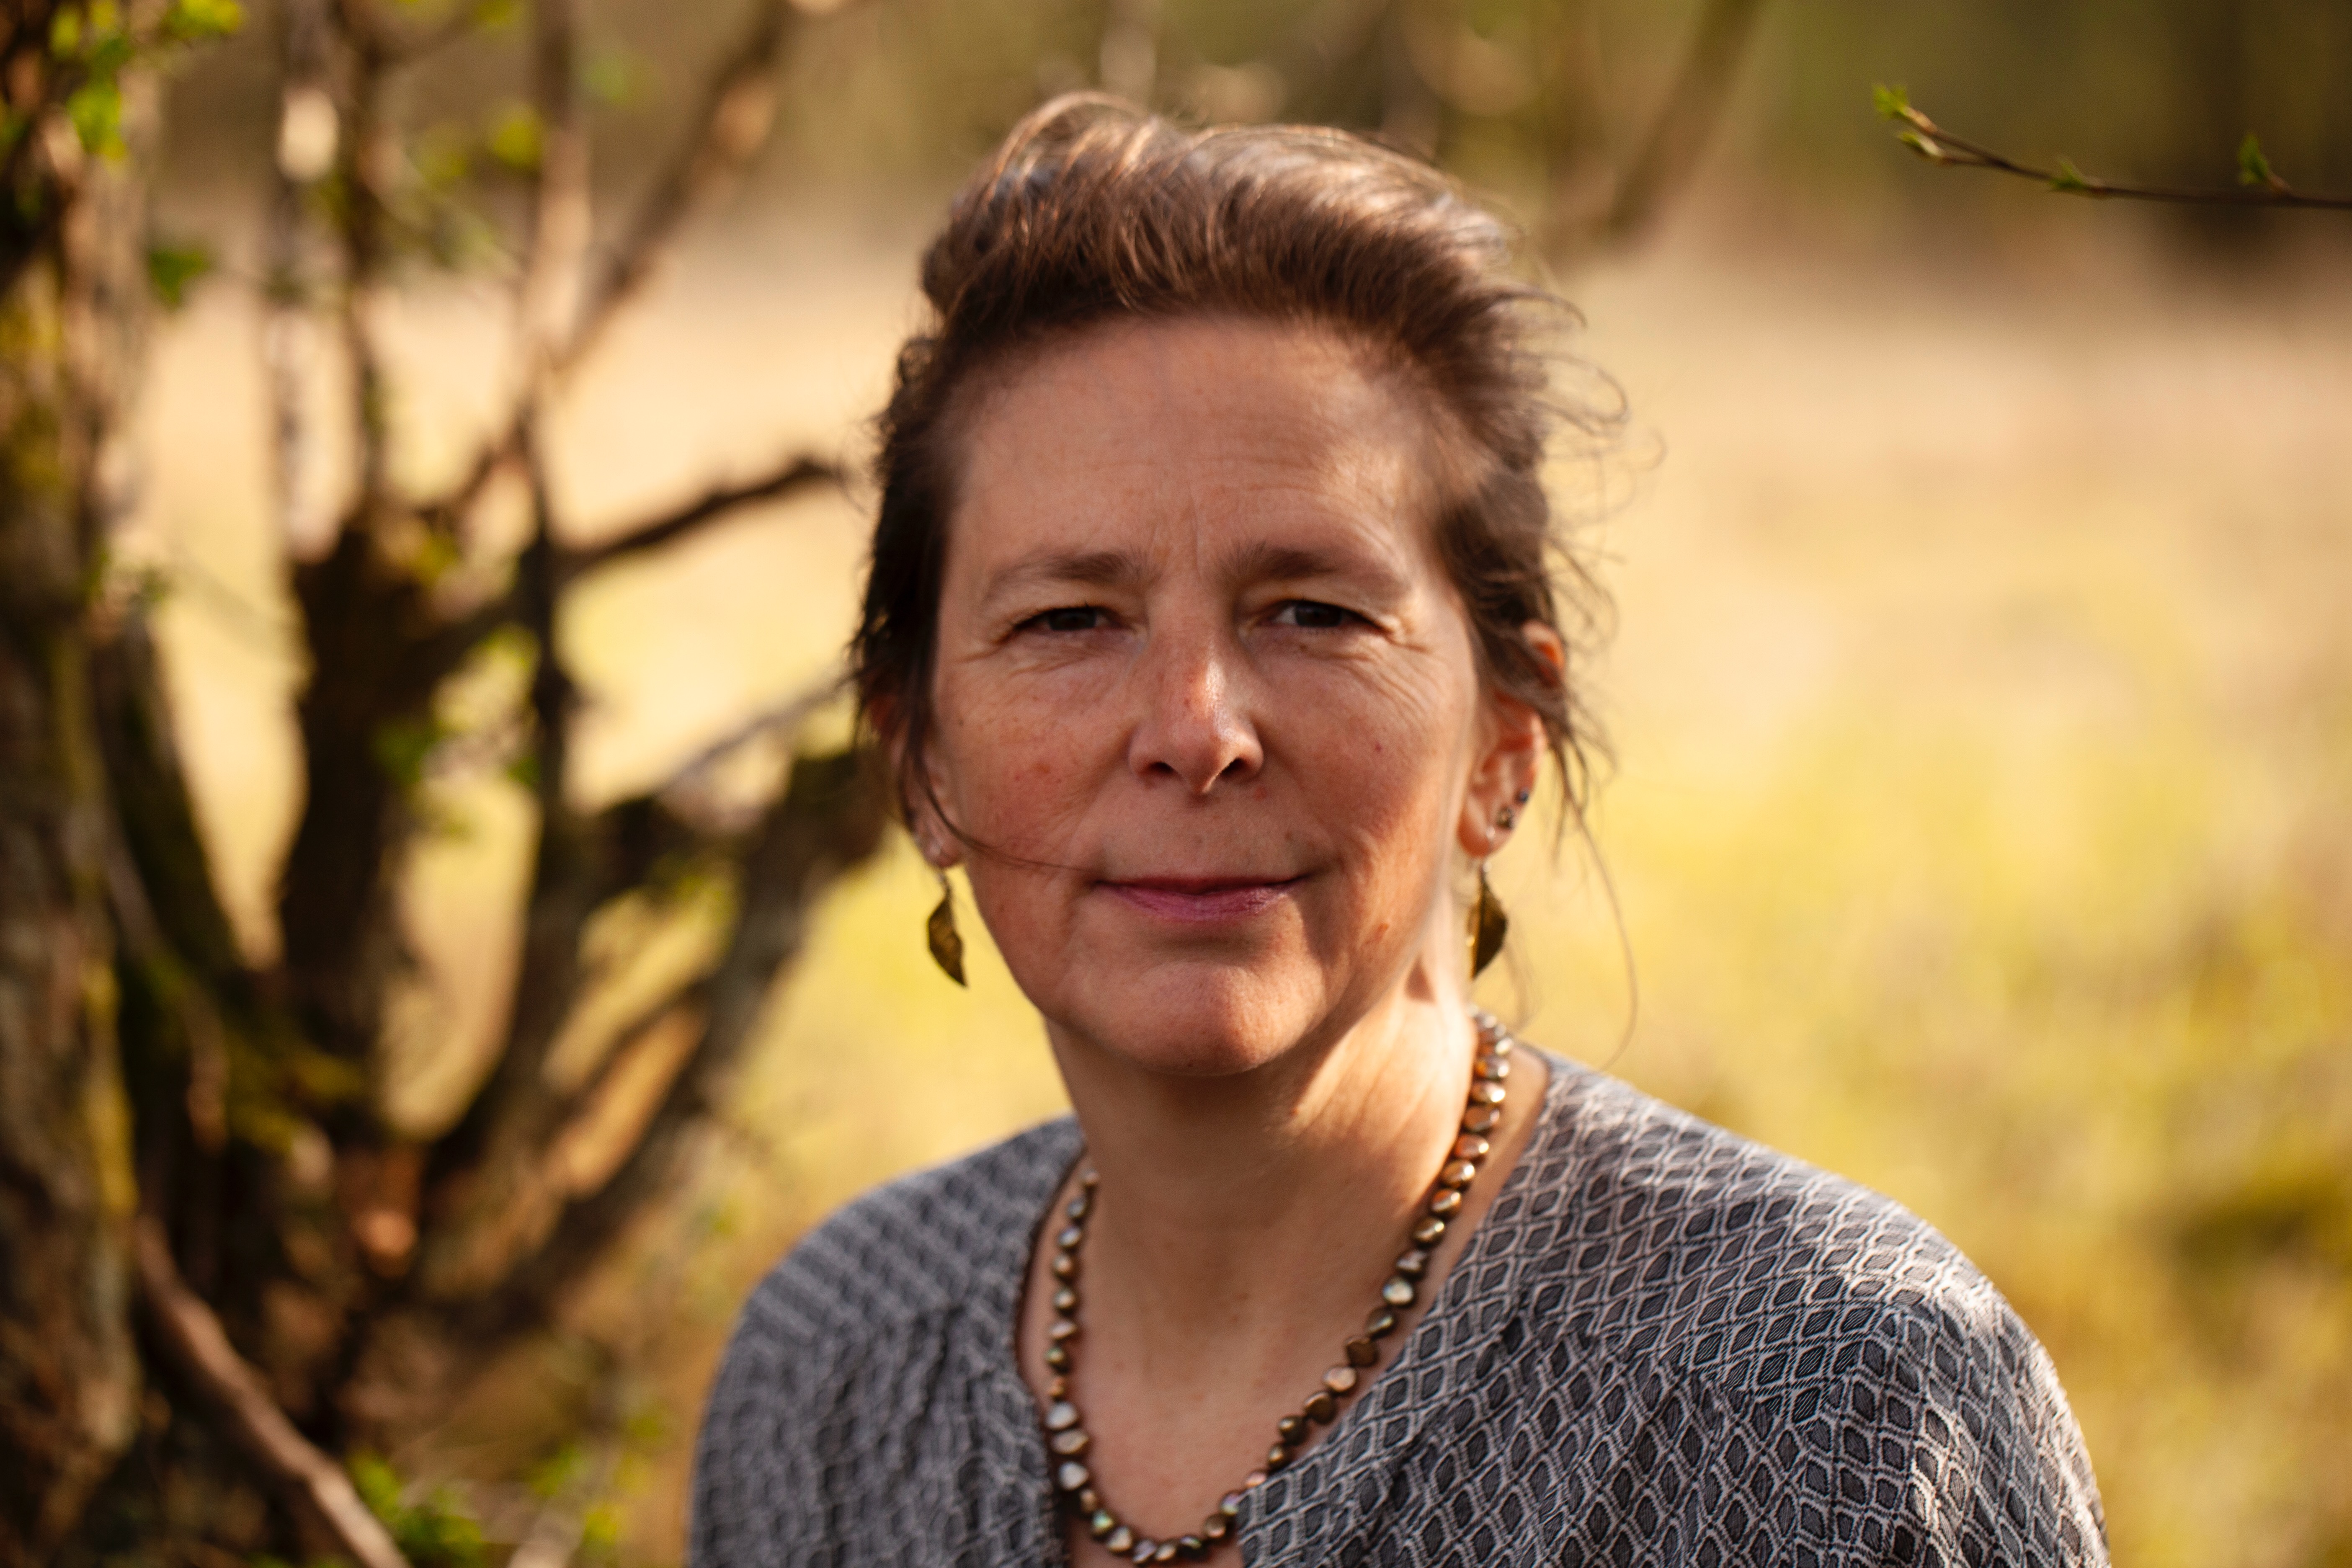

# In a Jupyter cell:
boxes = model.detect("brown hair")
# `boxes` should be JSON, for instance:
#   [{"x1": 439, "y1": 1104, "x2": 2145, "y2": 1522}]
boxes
[{"x1": 852, "y1": 94, "x2": 1616, "y2": 834}]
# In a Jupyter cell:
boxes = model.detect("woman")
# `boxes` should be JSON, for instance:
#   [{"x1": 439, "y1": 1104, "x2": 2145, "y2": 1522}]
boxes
[{"x1": 692, "y1": 97, "x2": 2107, "y2": 1567}]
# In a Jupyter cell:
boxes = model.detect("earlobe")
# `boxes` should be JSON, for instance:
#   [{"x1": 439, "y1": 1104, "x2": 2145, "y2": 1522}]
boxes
[
  {"x1": 879, "y1": 700, "x2": 967, "y2": 870},
  {"x1": 1457, "y1": 623, "x2": 1561, "y2": 857}
]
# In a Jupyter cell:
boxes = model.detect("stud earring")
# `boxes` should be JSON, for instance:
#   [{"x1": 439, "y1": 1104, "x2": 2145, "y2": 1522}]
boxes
[
  {"x1": 926, "y1": 868, "x2": 966, "y2": 986},
  {"x1": 1467, "y1": 861, "x2": 1509, "y2": 977},
  {"x1": 1495, "y1": 803, "x2": 1518, "y2": 833}
]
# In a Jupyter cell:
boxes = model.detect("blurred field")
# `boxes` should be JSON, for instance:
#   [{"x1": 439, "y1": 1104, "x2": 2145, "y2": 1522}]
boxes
[{"x1": 132, "y1": 194, "x2": 2351, "y2": 1566}]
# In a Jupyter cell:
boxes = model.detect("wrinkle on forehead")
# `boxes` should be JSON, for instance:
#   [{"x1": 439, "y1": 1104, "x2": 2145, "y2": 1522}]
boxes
[{"x1": 946, "y1": 315, "x2": 1453, "y2": 588}]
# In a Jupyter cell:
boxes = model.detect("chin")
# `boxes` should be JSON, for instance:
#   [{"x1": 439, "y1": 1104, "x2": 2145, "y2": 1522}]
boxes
[{"x1": 1059, "y1": 962, "x2": 1328, "y2": 1080}]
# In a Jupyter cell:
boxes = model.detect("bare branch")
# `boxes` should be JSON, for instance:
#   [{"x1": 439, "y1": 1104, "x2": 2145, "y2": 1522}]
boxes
[
  {"x1": 556, "y1": 0, "x2": 800, "y2": 376},
  {"x1": 135, "y1": 1220, "x2": 415, "y2": 1568},
  {"x1": 514, "y1": 0, "x2": 592, "y2": 387},
  {"x1": 329, "y1": 3, "x2": 399, "y2": 516},
  {"x1": 1597, "y1": 0, "x2": 1768, "y2": 244},
  {"x1": 563, "y1": 454, "x2": 839, "y2": 576},
  {"x1": 418, "y1": 0, "x2": 821, "y2": 537},
  {"x1": 263, "y1": 0, "x2": 337, "y2": 552},
  {"x1": 1878, "y1": 91, "x2": 2352, "y2": 212},
  {"x1": 408, "y1": 453, "x2": 840, "y2": 683},
  {"x1": 418, "y1": 422, "x2": 595, "y2": 1227},
  {"x1": 642, "y1": 676, "x2": 841, "y2": 810},
  {"x1": 451, "y1": 746, "x2": 887, "y2": 1341},
  {"x1": 369, "y1": 0, "x2": 519, "y2": 66}
]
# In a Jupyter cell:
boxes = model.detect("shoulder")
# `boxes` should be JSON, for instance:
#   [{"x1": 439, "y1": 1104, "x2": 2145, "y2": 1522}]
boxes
[
  {"x1": 720, "y1": 1115, "x2": 1080, "y2": 1364},
  {"x1": 1506, "y1": 1057, "x2": 2107, "y2": 1560},
  {"x1": 1519, "y1": 1059, "x2": 2013, "y2": 1386},
  {"x1": 691, "y1": 1118, "x2": 1079, "y2": 1566}
]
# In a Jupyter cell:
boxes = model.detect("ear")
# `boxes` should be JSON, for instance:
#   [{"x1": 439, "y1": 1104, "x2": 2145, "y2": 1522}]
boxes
[
  {"x1": 875, "y1": 694, "x2": 966, "y2": 870},
  {"x1": 1455, "y1": 622, "x2": 1565, "y2": 859}
]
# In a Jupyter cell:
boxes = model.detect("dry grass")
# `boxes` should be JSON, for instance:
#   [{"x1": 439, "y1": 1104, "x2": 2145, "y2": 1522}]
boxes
[{"x1": 134, "y1": 200, "x2": 2352, "y2": 1566}]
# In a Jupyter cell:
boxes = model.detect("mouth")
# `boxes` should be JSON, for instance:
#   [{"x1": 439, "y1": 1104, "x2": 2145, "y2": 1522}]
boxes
[{"x1": 1095, "y1": 875, "x2": 1305, "y2": 924}]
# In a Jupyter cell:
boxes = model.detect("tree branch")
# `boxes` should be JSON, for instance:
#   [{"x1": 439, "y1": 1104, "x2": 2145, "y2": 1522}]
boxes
[
  {"x1": 263, "y1": 0, "x2": 338, "y2": 555},
  {"x1": 135, "y1": 1219, "x2": 415, "y2": 1568},
  {"x1": 1596, "y1": 0, "x2": 1767, "y2": 244},
  {"x1": 415, "y1": 423, "x2": 594, "y2": 1228},
  {"x1": 563, "y1": 454, "x2": 839, "y2": 577},
  {"x1": 556, "y1": 0, "x2": 801, "y2": 376},
  {"x1": 1877, "y1": 89, "x2": 2352, "y2": 212},
  {"x1": 329, "y1": 3, "x2": 398, "y2": 518},
  {"x1": 364, "y1": 0, "x2": 517, "y2": 67},
  {"x1": 451, "y1": 745, "x2": 887, "y2": 1341},
  {"x1": 419, "y1": 0, "x2": 822, "y2": 537},
  {"x1": 404, "y1": 453, "x2": 841, "y2": 707},
  {"x1": 514, "y1": 0, "x2": 591, "y2": 389}
]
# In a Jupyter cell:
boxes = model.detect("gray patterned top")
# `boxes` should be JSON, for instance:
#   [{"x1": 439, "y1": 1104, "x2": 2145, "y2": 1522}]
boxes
[{"x1": 692, "y1": 1052, "x2": 2108, "y2": 1566}]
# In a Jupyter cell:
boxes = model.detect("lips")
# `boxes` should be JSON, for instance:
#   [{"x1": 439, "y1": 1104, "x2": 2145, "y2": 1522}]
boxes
[{"x1": 1096, "y1": 876, "x2": 1303, "y2": 923}]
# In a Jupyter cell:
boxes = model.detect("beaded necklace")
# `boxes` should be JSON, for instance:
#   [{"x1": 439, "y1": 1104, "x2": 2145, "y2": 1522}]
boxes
[{"x1": 1040, "y1": 1018, "x2": 1516, "y2": 1563}]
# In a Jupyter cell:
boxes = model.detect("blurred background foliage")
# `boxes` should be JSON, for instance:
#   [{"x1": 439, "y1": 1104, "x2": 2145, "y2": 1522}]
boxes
[{"x1": 119, "y1": 0, "x2": 2349, "y2": 1564}]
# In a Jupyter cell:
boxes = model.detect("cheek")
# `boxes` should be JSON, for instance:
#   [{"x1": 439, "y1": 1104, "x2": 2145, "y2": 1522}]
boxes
[{"x1": 931, "y1": 671, "x2": 1108, "y2": 852}]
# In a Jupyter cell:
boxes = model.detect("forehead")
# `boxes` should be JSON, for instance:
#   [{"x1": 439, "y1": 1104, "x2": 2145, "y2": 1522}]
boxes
[{"x1": 946, "y1": 316, "x2": 1449, "y2": 578}]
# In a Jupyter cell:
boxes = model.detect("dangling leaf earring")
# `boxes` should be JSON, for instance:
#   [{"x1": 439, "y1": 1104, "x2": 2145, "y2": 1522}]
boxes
[
  {"x1": 1468, "y1": 795, "x2": 1520, "y2": 977},
  {"x1": 1468, "y1": 862, "x2": 1509, "y2": 977},
  {"x1": 926, "y1": 868, "x2": 967, "y2": 986}
]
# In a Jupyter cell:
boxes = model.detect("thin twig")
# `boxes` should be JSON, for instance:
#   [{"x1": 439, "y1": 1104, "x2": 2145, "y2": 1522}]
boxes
[
  {"x1": 564, "y1": 455, "x2": 838, "y2": 576},
  {"x1": 369, "y1": 0, "x2": 518, "y2": 66},
  {"x1": 263, "y1": 0, "x2": 335, "y2": 551},
  {"x1": 408, "y1": 453, "x2": 840, "y2": 678},
  {"x1": 420, "y1": 0, "x2": 817, "y2": 536},
  {"x1": 1879, "y1": 90, "x2": 2352, "y2": 211},
  {"x1": 514, "y1": 0, "x2": 591, "y2": 389},
  {"x1": 135, "y1": 1220, "x2": 415, "y2": 1568},
  {"x1": 556, "y1": 0, "x2": 798, "y2": 376},
  {"x1": 331, "y1": 4, "x2": 399, "y2": 516},
  {"x1": 1600, "y1": 0, "x2": 1767, "y2": 242},
  {"x1": 645, "y1": 676, "x2": 842, "y2": 803}
]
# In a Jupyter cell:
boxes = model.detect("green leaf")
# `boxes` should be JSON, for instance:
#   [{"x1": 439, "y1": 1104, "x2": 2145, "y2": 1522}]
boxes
[
  {"x1": 2237, "y1": 132, "x2": 2280, "y2": 189},
  {"x1": 65, "y1": 80, "x2": 125, "y2": 157},
  {"x1": 413, "y1": 124, "x2": 473, "y2": 191},
  {"x1": 1896, "y1": 129, "x2": 1942, "y2": 163},
  {"x1": 1871, "y1": 83, "x2": 1910, "y2": 122},
  {"x1": 351, "y1": 1454, "x2": 405, "y2": 1520},
  {"x1": 2048, "y1": 157, "x2": 2093, "y2": 194},
  {"x1": 484, "y1": 102, "x2": 542, "y2": 173},
  {"x1": 164, "y1": 0, "x2": 246, "y2": 42},
  {"x1": 583, "y1": 46, "x2": 641, "y2": 107},
  {"x1": 372, "y1": 717, "x2": 446, "y2": 788},
  {"x1": 145, "y1": 241, "x2": 214, "y2": 310},
  {"x1": 351, "y1": 1455, "x2": 487, "y2": 1568}
]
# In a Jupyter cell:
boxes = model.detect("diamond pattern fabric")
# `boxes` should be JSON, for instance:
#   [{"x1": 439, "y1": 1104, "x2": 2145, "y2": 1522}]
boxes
[{"x1": 692, "y1": 1051, "x2": 2107, "y2": 1566}]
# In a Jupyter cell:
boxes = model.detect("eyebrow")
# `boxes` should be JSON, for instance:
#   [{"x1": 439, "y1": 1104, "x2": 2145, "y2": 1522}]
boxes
[
  {"x1": 980, "y1": 536, "x2": 1411, "y2": 610},
  {"x1": 980, "y1": 548, "x2": 1149, "y2": 607},
  {"x1": 1220, "y1": 539, "x2": 1401, "y2": 587}
]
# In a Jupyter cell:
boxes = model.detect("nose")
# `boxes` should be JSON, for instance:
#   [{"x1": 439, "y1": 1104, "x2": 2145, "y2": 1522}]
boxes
[{"x1": 1126, "y1": 618, "x2": 1263, "y2": 794}]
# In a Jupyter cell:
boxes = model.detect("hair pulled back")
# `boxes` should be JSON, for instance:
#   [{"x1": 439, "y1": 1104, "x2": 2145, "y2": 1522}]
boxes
[{"x1": 853, "y1": 93, "x2": 1614, "y2": 830}]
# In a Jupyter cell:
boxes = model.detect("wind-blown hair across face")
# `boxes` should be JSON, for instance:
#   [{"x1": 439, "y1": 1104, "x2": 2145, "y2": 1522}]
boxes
[{"x1": 851, "y1": 93, "x2": 1618, "y2": 832}]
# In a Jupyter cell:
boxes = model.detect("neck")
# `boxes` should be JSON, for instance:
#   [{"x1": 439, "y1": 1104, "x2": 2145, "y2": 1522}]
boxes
[{"x1": 1044, "y1": 972, "x2": 1477, "y2": 1358}]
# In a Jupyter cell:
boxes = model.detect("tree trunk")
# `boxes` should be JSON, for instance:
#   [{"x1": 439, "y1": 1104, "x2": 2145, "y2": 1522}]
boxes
[
  {"x1": 0, "y1": 4, "x2": 888, "y2": 1558},
  {"x1": 0, "y1": 43, "x2": 152, "y2": 1563}
]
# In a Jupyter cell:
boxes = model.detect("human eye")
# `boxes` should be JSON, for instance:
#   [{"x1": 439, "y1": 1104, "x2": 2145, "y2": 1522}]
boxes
[
  {"x1": 1017, "y1": 605, "x2": 1111, "y2": 634},
  {"x1": 1268, "y1": 599, "x2": 1362, "y2": 630}
]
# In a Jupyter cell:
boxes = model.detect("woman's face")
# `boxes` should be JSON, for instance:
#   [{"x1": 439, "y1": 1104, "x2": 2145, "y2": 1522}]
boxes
[{"x1": 919, "y1": 315, "x2": 1540, "y2": 1078}]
